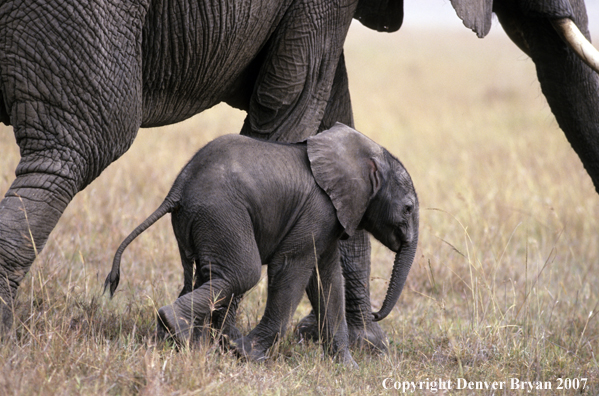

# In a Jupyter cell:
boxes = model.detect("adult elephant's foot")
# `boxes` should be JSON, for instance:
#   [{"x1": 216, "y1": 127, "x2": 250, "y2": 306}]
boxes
[
  {"x1": 0, "y1": 179, "x2": 76, "y2": 337},
  {"x1": 296, "y1": 311, "x2": 388, "y2": 354},
  {"x1": 232, "y1": 335, "x2": 268, "y2": 362},
  {"x1": 0, "y1": 271, "x2": 14, "y2": 337},
  {"x1": 0, "y1": 246, "x2": 27, "y2": 339},
  {"x1": 0, "y1": 296, "x2": 14, "y2": 338}
]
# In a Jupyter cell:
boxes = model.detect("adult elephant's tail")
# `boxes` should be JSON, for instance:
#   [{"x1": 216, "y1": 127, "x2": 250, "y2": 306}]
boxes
[{"x1": 104, "y1": 197, "x2": 178, "y2": 297}]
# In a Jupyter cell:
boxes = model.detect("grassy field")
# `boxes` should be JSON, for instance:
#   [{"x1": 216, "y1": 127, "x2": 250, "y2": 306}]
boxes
[{"x1": 1, "y1": 22, "x2": 598, "y2": 395}]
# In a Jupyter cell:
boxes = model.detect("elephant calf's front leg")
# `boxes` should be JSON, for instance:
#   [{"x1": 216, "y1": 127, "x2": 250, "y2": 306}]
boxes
[
  {"x1": 305, "y1": 248, "x2": 357, "y2": 368},
  {"x1": 340, "y1": 231, "x2": 388, "y2": 352},
  {"x1": 297, "y1": 230, "x2": 388, "y2": 353}
]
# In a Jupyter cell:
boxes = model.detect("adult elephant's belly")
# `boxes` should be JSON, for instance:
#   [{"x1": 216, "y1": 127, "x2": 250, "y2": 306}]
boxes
[{"x1": 139, "y1": 0, "x2": 289, "y2": 128}]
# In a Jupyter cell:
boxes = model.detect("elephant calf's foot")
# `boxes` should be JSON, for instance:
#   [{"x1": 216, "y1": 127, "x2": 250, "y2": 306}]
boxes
[
  {"x1": 211, "y1": 310, "x2": 242, "y2": 342},
  {"x1": 295, "y1": 311, "x2": 320, "y2": 342},
  {"x1": 334, "y1": 348, "x2": 359, "y2": 369},
  {"x1": 232, "y1": 336, "x2": 269, "y2": 362},
  {"x1": 156, "y1": 305, "x2": 207, "y2": 346},
  {"x1": 348, "y1": 320, "x2": 388, "y2": 354},
  {"x1": 297, "y1": 311, "x2": 389, "y2": 354},
  {"x1": 157, "y1": 305, "x2": 188, "y2": 344}
]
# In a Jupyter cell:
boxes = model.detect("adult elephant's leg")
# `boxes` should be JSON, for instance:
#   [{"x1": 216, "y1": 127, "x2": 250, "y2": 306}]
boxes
[
  {"x1": 296, "y1": 55, "x2": 388, "y2": 352},
  {"x1": 494, "y1": 0, "x2": 599, "y2": 192},
  {"x1": 0, "y1": 1, "x2": 145, "y2": 333},
  {"x1": 0, "y1": 185, "x2": 70, "y2": 333},
  {"x1": 240, "y1": 0, "x2": 357, "y2": 142},
  {"x1": 317, "y1": 54, "x2": 355, "y2": 132},
  {"x1": 234, "y1": 0, "x2": 363, "y2": 346}
]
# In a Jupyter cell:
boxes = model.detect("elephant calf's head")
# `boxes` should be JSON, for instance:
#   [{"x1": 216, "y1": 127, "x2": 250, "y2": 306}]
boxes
[{"x1": 307, "y1": 123, "x2": 419, "y2": 322}]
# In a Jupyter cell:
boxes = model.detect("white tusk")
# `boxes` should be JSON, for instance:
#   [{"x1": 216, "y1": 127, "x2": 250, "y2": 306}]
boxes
[{"x1": 551, "y1": 18, "x2": 599, "y2": 74}]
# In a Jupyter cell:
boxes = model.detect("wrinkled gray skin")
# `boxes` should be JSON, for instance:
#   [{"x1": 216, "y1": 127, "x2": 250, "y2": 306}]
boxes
[
  {"x1": 1, "y1": 0, "x2": 598, "y2": 352},
  {"x1": 104, "y1": 124, "x2": 419, "y2": 366}
]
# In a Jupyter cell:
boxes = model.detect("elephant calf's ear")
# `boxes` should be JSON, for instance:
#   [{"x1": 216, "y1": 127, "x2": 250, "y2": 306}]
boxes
[{"x1": 307, "y1": 123, "x2": 384, "y2": 236}]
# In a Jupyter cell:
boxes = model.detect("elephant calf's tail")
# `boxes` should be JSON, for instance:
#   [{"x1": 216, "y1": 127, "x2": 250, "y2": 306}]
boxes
[{"x1": 104, "y1": 198, "x2": 178, "y2": 298}]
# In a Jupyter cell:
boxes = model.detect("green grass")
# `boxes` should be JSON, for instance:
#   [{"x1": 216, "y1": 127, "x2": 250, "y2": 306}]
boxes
[{"x1": 1, "y1": 24, "x2": 598, "y2": 394}]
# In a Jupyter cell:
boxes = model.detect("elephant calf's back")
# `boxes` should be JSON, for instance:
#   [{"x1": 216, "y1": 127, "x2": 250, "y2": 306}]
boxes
[{"x1": 177, "y1": 135, "x2": 335, "y2": 262}]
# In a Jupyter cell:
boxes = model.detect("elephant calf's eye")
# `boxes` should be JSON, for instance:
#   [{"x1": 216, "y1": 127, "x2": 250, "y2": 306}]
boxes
[{"x1": 404, "y1": 204, "x2": 413, "y2": 215}]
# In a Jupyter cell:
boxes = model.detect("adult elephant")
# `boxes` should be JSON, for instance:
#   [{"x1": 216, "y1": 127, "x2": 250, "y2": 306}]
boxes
[
  {"x1": 453, "y1": 0, "x2": 599, "y2": 193},
  {"x1": 0, "y1": 0, "x2": 598, "y2": 351}
]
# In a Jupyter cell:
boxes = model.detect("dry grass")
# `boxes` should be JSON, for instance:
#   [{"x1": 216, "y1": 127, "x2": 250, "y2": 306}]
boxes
[{"x1": 1, "y1": 23, "x2": 598, "y2": 395}]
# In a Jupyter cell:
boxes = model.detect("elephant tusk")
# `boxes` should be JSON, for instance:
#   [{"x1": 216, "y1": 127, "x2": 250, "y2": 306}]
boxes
[{"x1": 551, "y1": 18, "x2": 599, "y2": 74}]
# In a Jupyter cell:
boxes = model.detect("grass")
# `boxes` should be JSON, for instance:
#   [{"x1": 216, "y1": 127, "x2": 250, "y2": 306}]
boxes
[{"x1": 1, "y1": 23, "x2": 598, "y2": 394}]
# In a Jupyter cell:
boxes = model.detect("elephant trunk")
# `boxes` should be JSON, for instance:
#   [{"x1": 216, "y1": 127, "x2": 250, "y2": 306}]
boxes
[{"x1": 372, "y1": 230, "x2": 418, "y2": 322}]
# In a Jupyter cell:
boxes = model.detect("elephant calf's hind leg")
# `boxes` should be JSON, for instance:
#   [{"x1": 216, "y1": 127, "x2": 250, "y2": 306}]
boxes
[
  {"x1": 234, "y1": 255, "x2": 316, "y2": 363},
  {"x1": 158, "y1": 278, "x2": 236, "y2": 344}
]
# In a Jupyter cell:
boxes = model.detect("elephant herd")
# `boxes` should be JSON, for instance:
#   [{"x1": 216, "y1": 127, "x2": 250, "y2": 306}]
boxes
[{"x1": 1, "y1": 0, "x2": 599, "y2": 368}]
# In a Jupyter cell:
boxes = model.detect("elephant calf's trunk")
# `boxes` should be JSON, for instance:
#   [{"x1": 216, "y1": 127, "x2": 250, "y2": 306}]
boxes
[{"x1": 372, "y1": 240, "x2": 417, "y2": 322}]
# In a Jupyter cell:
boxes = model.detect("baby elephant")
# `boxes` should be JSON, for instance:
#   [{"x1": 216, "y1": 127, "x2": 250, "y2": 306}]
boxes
[{"x1": 105, "y1": 123, "x2": 418, "y2": 367}]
